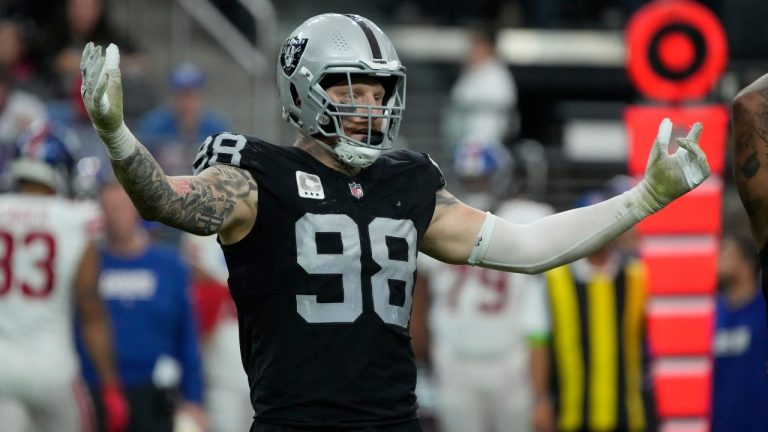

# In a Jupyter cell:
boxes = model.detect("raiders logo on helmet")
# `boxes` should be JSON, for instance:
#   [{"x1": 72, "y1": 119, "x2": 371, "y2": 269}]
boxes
[{"x1": 280, "y1": 37, "x2": 309, "y2": 77}]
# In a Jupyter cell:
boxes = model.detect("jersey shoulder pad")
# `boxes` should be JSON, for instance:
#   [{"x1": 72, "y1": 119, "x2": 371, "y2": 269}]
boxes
[
  {"x1": 378, "y1": 149, "x2": 445, "y2": 189},
  {"x1": 193, "y1": 132, "x2": 270, "y2": 175}
]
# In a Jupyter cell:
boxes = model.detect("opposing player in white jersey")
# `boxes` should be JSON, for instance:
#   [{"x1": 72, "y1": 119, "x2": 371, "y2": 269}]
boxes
[
  {"x1": 180, "y1": 232, "x2": 254, "y2": 432},
  {"x1": 413, "y1": 137, "x2": 554, "y2": 432},
  {"x1": 0, "y1": 121, "x2": 128, "y2": 432}
]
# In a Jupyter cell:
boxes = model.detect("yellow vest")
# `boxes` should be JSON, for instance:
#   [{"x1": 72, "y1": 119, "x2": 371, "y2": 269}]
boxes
[{"x1": 544, "y1": 259, "x2": 648, "y2": 431}]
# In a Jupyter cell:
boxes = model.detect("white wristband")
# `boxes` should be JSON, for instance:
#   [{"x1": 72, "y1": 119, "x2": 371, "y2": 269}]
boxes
[
  {"x1": 96, "y1": 123, "x2": 137, "y2": 160},
  {"x1": 467, "y1": 212, "x2": 495, "y2": 266}
]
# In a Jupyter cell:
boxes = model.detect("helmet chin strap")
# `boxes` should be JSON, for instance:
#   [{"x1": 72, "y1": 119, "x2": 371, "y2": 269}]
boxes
[
  {"x1": 308, "y1": 133, "x2": 383, "y2": 169},
  {"x1": 334, "y1": 139, "x2": 381, "y2": 168}
]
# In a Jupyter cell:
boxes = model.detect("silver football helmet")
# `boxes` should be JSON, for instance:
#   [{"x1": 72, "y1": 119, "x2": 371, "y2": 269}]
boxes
[{"x1": 276, "y1": 13, "x2": 406, "y2": 168}]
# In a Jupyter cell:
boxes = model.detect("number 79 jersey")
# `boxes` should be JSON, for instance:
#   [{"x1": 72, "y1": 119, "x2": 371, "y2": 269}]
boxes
[
  {"x1": 194, "y1": 134, "x2": 445, "y2": 426},
  {"x1": 0, "y1": 194, "x2": 100, "y2": 383}
]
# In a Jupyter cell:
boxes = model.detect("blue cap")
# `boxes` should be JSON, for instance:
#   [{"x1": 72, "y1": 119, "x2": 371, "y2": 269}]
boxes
[{"x1": 169, "y1": 61, "x2": 206, "y2": 89}]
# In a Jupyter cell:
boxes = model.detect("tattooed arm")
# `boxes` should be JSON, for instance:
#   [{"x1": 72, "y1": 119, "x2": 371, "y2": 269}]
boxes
[
  {"x1": 733, "y1": 73, "x2": 768, "y2": 245},
  {"x1": 78, "y1": 42, "x2": 257, "y2": 244},
  {"x1": 111, "y1": 143, "x2": 258, "y2": 245}
]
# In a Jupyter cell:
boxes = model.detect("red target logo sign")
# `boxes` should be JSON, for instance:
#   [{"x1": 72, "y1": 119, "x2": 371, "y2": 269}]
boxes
[{"x1": 626, "y1": 0, "x2": 727, "y2": 103}]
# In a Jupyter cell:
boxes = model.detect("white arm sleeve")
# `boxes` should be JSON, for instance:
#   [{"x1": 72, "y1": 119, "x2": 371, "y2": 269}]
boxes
[{"x1": 467, "y1": 187, "x2": 651, "y2": 274}]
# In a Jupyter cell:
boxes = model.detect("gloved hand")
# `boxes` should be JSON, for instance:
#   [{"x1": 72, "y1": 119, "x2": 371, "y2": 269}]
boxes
[
  {"x1": 81, "y1": 42, "x2": 122, "y2": 134},
  {"x1": 633, "y1": 118, "x2": 710, "y2": 215},
  {"x1": 101, "y1": 383, "x2": 130, "y2": 432},
  {"x1": 80, "y1": 42, "x2": 136, "y2": 159}
]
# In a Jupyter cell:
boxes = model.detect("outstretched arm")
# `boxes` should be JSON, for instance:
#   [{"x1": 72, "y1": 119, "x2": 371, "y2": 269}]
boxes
[
  {"x1": 423, "y1": 119, "x2": 710, "y2": 273},
  {"x1": 80, "y1": 43, "x2": 257, "y2": 243},
  {"x1": 732, "y1": 73, "x2": 768, "y2": 246}
]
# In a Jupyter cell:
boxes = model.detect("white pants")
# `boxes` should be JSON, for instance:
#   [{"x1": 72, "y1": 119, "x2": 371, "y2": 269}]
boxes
[
  {"x1": 0, "y1": 375, "x2": 93, "y2": 432},
  {"x1": 433, "y1": 348, "x2": 532, "y2": 432},
  {"x1": 204, "y1": 320, "x2": 254, "y2": 432},
  {"x1": 205, "y1": 384, "x2": 253, "y2": 432}
]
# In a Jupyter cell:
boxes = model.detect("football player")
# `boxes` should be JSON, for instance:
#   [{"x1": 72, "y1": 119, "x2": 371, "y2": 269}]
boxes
[
  {"x1": 732, "y1": 72, "x2": 768, "y2": 334},
  {"x1": 413, "y1": 137, "x2": 554, "y2": 432},
  {"x1": 80, "y1": 13, "x2": 709, "y2": 431},
  {"x1": 0, "y1": 121, "x2": 128, "y2": 432}
]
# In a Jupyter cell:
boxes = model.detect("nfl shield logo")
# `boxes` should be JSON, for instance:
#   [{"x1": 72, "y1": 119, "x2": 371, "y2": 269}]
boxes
[{"x1": 348, "y1": 182, "x2": 364, "y2": 199}]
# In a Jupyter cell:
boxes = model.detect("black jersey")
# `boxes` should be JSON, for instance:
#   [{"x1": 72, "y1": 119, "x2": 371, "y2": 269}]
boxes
[{"x1": 194, "y1": 134, "x2": 445, "y2": 427}]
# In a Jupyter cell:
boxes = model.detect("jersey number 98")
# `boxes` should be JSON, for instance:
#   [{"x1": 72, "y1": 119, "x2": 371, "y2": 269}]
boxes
[{"x1": 295, "y1": 213, "x2": 416, "y2": 328}]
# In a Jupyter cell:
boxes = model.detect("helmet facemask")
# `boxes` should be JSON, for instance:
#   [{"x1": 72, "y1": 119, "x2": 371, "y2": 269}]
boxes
[{"x1": 306, "y1": 69, "x2": 406, "y2": 168}]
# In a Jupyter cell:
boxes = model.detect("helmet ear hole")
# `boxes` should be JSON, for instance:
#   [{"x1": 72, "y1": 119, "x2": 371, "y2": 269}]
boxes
[
  {"x1": 289, "y1": 83, "x2": 300, "y2": 107},
  {"x1": 379, "y1": 76, "x2": 398, "y2": 104}
]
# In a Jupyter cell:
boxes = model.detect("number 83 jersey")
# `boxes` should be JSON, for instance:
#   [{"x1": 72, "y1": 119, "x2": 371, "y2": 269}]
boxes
[
  {"x1": 195, "y1": 134, "x2": 445, "y2": 427},
  {"x1": 0, "y1": 194, "x2": 100, "y2": 384}
]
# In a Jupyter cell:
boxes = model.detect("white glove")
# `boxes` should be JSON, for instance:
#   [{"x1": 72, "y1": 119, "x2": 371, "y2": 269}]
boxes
[
  {"x1": 632, "y1": 118, "x2": 710, "y2": 215},
  {"x1": 80, "y1": 42, "x2": 136, "y2": 159}
]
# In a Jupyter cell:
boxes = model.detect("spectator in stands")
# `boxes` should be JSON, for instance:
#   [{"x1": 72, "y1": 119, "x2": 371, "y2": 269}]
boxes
[
  {"x1": 0, "y1": 17, "x2": 47, "y2": 96},
  {"x1": 79, "y1": 179, "x2": 206, "y2": 432},
  {"x1": 137, "y1": 61, "x2": 231, "y2": 176},
  {"x1": 711, "y1": 232, "x2": 768, "y2": 432},
  {"x1": 0, "y1": 0, "x2": 58, "y2": 31},
  {"x1": 0, "y1": 64, "x2": 48, "y2": 179},
  {"x1": 444, "y1": 26, "x2": 519, "y2": 148},
  {"x1": 43, "y1": 0, "x2": 152, "y2": 117},
  {"x1": 541, "y1": 190, "x2": 657, "y2": 432}
]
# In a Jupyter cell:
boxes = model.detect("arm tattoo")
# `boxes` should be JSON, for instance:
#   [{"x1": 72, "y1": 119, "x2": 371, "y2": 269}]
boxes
[
  {"x1": 734, "y1": 97, "x2": 764, "y2": 180},
  {"x1": 111, "y1": 145, "x2": 256, "y2": 235},
  {"x1": 435, "y1": 189, "x2": 460, "y2": 208},
  {"x1": 740, "y1": 150, "x2": 761, "y2": 179},
  {"x1": 753, "y1": 110, "x2": 768, "y2": 149},
  {"x1": 753, "y1": 90, "x2": 768, "y2": 152},
  {"x1": 733, "y1": 75, "x2": 768, "y2": 242}
]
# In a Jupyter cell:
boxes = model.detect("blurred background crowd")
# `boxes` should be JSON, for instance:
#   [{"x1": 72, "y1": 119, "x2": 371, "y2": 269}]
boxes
[{"x1": 0, "y1": 0, "x2": 766, "y2": 431}]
